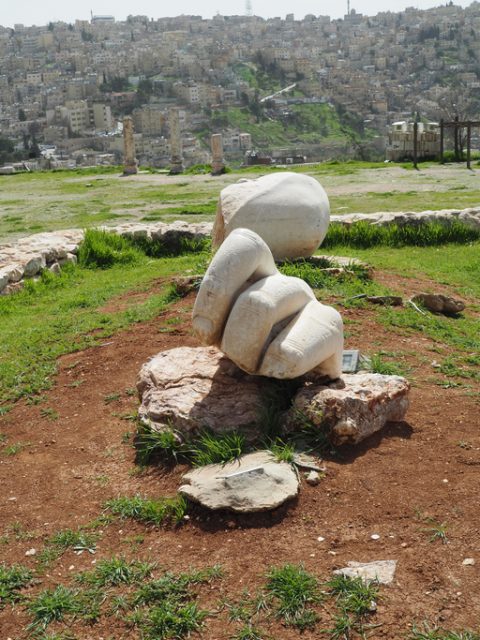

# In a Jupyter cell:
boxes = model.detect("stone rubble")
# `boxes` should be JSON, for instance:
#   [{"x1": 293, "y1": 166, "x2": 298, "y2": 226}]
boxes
[
  {"x1": 335, "y1": 207, "x2": 480, "y2": 229},
  {"x1": 178, "y1": 450, "x2": 299, "y2": 512},
  {"x1": 138, "y1": 348, "x2": 410, "y2": 447},
  {"x1": 1, "y1": 206, "x2": 478, "y2": 294},
  {"x1": 305, "y1": 471, "x2": 321, "y2": 486},
  {"x1": 286, "y1": 373, "x2": 410, "y2": 446},
  {"x1": 0, "y1": 221, "x2": 211, "y2": 295},
  {"x1": 333, "y1": 560, "x2": 397, "y2": 585}
]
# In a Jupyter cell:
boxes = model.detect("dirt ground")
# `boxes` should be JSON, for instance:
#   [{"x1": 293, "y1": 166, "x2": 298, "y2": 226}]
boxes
[
  {"x1": 117, "y1": 163, "x2": 480, "y2": 198},
  {"x1": 1, "y1": 273, "x2": 479, "y2": 638}
]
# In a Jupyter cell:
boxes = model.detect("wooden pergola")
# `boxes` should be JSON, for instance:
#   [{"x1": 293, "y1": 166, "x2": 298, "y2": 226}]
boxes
[
  {"x1": 439, "y1": 117, "x2": 480, "y2": 169},
  {"x1": 410, "y1": 118, "x2": 480, "y2": 169}
]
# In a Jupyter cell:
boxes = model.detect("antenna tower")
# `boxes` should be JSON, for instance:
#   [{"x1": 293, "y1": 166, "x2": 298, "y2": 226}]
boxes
[
  {"x1": 246, "y1": 0, "x2": 253, "y2": 16},
  {"x1": 347, "y1": 0, "x2": 350, "y2": 14}
]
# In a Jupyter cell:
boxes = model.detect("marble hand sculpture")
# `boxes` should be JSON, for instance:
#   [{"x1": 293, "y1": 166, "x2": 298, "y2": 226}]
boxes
[
  {"x1": 193, "y1": 228, "x2": 343, "y2": 380},
  {"x1": 212, "y1": 172, "x2": 330, "y2": 261}
]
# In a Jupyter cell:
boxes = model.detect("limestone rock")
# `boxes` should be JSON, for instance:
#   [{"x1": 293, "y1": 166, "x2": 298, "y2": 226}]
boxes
[
  {"x1": 49, "y1": 262, "x2": 61, "y2": 275},
  {"x1": 333, "y1": 560, "x2": 397, "y2": 585},
  {"x1": 287, "y1": 373, "x2": 410, "y2": 445},
  {"x1": 212, "y1": 172, "x2": 330, "y2": 260},
  {"x1": 8, "y1": 263, "x2": 24, "y2": 283},
  {"x1": 58, "y1": 253, "x2": 77, "y2": 266},
  {"x1": 331, "y1": 208, "x2": 480, "y2": 229},
  {"x1": 310, "y1": 254, "x2": 371, "y2": 270},
  {"x1": 137, "y1": 346, "x2": 271, "y2": 439},
  {"x1": 0, "y1": 268, "x2": 10, "y2": 293},
  {"x1": 0, "y1": 264, "x2": 24, "y2": 288},
  {"x1": 292, "y1": 452, "x2": 324, "y2": 471},
  {"x1": 23, "y1": 254, "x2": 46, "y2": 277},
  {"x1": 410, "y1": 292, "x2": 465, "y2": 315},
  {"x1": 305, "y1": 471, "x2": 321, "y2": 486},
  {"x1": 178, "y1": 451, "x2": 299, "y2": 512},
  {"x1": 2, "y1": 281, "x2": 24, "y2": 295}
]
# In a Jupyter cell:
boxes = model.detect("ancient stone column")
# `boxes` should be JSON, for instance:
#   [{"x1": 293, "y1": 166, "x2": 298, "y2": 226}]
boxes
[
  {"x1": 211, "y1": 133, "x2": 226, "y2": 175},
  {"x1": 169, "y1": 108, "x2": 184, "y2": 174},
  {"x1": 122, "y1": 116, "x2": 138, "y2": 175}
]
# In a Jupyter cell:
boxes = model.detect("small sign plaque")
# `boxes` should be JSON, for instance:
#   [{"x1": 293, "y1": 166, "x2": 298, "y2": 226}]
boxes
[{"x1": 342, "y1": 350, "x2": 360, "y2": 373}]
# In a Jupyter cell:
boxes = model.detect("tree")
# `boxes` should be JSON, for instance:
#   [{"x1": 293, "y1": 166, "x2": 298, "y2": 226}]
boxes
[
  {"x1": 136, "y1": 78, "x2": 153, "y2": 104},
  {"x1": 81, "y1": 29, "x2": 93, "y2": 42},
  {"x1": 0, "y1": 136, "x2": 15, "y2": 164}
]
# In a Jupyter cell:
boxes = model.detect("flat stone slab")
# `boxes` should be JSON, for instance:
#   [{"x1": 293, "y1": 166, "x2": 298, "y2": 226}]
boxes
[
  {"x1": 410, "y1": 292, "x2": 465, "y2": 315},
  {"x1": 178, "y1": 451, "x2": 299, "y2": 512},
  {"x1": 137, "y1": 346, "x2": 271, "y2": 439},
  {"x1": 333, "y1": 560, "x2": 397, "y2": 585},
  {"x1": 287, "y1": 373, "x2": 410, "y2": 445}
]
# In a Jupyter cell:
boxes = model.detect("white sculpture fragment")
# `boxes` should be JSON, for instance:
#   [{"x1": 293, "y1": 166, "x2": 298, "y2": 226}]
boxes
[
  {"x1": 212, "y1": 172, "x2": 330, "y2": 260},
  {"x1": 192, "y1": 228, "x2": 343, "y2": 380}
]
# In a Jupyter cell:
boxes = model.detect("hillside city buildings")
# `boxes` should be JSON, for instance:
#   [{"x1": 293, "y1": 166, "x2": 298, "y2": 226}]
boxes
[{"x1": 0, "y1": 3, "x2": 479, "y2": 169}]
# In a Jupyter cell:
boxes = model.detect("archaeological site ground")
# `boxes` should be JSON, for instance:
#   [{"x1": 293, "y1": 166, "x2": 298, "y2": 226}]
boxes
[{"x1": 0, "y1": 161, "x2": 479, "y2": 639}]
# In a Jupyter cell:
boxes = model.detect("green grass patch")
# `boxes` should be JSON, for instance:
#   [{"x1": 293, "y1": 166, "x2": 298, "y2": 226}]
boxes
[
  {"x1": 76, "y1": 556, "x2": 155, "y2": 588},
  {"x1": 133, "y1": 566, "x2": 223, "y2": 607},
  {"x1": 37, "y1": 529, "x2": 99, "y2": 568},
  {"x1": 265, "y1": 564, "x2": 320, "y2": 630},
  {"x1": 0, "y1": 563, "x2": 33, "y2": 608},
  {"x1": 268, "y1": 439, "x2": 296, "y2": 463},
  {"x1": 189, "y1": 431, "x2": 247, "y2": 466},
  {"x1": 26, "y1": 585, "x2": 80, "y2": 630},
  {"x1": 134, "y1": 425, "x2": 248, "y2": 467},
  {"x1": 370, "y1": 352, "x2": 408, "y2": 376},
  {"x1": 408, "y1": 625, "x2": 480, "y2": 639},
  {"x1": 78, "y1": 229, "x2": 142, "y2": 268},
  {"x1": 324, "y1": 574, "x2": 380, "y2": 638},
  {"x1": 0, "y1": 253, "x2": 207, "y2": 405},
  {"x1": 104, "y1": 494, "x2": 188, "y2": 526},
  {"x1": 125, "y1": 566, "x2": 222, "y2": 639},
  {"x1": 323, "y1": 220, "x2": 480, "y2": 249}
]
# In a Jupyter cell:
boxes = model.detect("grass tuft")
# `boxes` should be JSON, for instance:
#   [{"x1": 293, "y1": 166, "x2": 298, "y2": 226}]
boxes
[
  {"x1": 26, "y1": 585, "x2": 80, "y2": 630},
  {"x1": 326, "y1": 574, "x2": 379, "y2": 616},
  {"x1": 269, "y1": 439, "x2": 296, "y2": 463},
  {"x1": 231, "y1": 625, "x2": 265, "y2": 640},
  {"x1": 134, "y1": 426, "x2": 186, "y2": 465},
  {"x1": 139, "y1": 601, "x2": 208, "y2": 639},
  {"x1": 190, "y1": 431, "x2": 247, "y2": 466},
  {"x1": 324, "y1": 574, "x2": 380, "y2": 638},
  {"x1": 127, "y1": 566, "x2": 222, "y2": 639},
  {"x1": 105, "y1": 494, "x2": 188, "y2": 526},
  {"x1": 409, "y1": 624, "x2": 480, "y2": 639},
  {"x1": 370, "y1": 352, "x2": 407, "y2": 376},
  {"x1": 0, "y1": 563, "x2": 33, "y2": 608},
  {"x1": 133, "y1": 566, "x2": 223, "y2": 607},
  {"x1": 75, "y1": 556, "x2": 155, "y2": 587},
  {"x1": 265, "y1": 564, "x2": 320, "y2": 629},
  {"x1": 78, "y1": 229, "x2": 142, "y2": 269},
  {"x1": 135, "y1": 425, "x2": 247, "y2": 467}
]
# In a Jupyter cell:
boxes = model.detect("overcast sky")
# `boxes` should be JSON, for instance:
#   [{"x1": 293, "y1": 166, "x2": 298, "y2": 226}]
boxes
[{"x1": 1, "y1": 0, "x2": 474, "y2": 28}]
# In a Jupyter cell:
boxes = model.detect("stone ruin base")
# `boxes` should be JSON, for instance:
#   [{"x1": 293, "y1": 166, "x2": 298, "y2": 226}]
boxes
[
  {"x1": 136, "y1": 346, "x2": 275, "y2": 441},
  {"x1": 137, "y1": 346, "x2": 410, "y2": 445}
]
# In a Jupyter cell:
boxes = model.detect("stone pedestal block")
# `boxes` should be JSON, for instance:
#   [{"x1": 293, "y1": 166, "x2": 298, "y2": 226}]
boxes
[
  {"x1": 286, "y1": 373, "x2": 410, "y2": 445},
  {"x1": 137, "y1": 346, "x2": 272, "y2": 439}
]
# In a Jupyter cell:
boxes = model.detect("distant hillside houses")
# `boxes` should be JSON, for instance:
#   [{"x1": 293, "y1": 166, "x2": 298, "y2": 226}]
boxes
[{"x1": 1, "y1": 3, "x2": 480, "y2": 167}]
